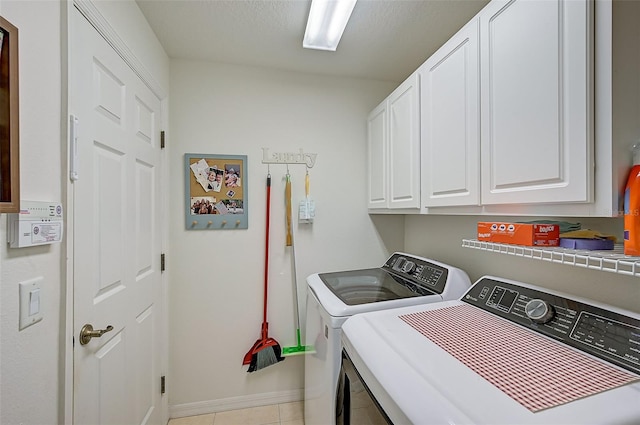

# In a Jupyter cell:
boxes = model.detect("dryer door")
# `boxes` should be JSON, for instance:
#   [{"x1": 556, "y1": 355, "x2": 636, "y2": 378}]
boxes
[{"x1": 337, "y1": 350, "x2": 392, "y2": 425}]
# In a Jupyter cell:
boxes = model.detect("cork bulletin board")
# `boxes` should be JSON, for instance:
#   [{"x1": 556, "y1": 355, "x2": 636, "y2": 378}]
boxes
[{"x1": 184, "y1": 153, "x2": 247, "y2": 230}]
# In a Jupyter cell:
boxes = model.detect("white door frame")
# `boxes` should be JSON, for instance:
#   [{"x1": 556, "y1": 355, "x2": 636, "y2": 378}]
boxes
[{"x1": 63, "y1": 1, "x2": 169, "y2": 423}]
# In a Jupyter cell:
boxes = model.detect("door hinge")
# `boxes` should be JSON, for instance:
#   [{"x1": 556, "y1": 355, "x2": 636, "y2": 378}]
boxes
[
  {"x1": 161, "y1": 375, "x2": 166, "y2": 394},
  {"x1": 160, "y1": 131, "x2": 165, "y2": 149},
  {"x1": 69, "y1": 115, "x2": 79, "y2": 181},
  {"x1": 161, "y1": 253, "x2": 166, "y2": 272}
]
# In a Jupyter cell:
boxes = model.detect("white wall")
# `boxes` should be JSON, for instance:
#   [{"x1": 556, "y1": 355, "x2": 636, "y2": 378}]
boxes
[
  {"x1": 404, "y1": 215, "x2": 639, "y2": 313},
  {"x1": 168, "y1": 60, "x2": 401, "y2": 415},
  {"x1": 0, "y1": 2, "x2": 63, "y2": 424}
]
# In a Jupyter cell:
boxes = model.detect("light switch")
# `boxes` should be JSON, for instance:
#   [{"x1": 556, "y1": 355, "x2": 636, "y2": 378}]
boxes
[
  {"x1": 19, "y1": 277, "x2": 43, "y2": 330},
  {"x1": 29, "y1": 289, "x2": 40, "y2": 316}
]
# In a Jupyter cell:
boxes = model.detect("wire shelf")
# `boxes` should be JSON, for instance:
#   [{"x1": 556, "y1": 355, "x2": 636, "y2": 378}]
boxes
[{"x1": 461, "y1": 239, "x2": 640, "y2": 278}]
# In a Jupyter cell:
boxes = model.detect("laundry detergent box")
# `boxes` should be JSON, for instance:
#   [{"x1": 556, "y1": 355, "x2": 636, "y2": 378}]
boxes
[{"x1": 477, "y1": 222, "x2": 560, "y2": 246}]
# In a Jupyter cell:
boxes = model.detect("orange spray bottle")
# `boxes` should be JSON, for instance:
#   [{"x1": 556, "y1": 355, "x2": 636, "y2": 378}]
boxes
[{"x1": 624, "y1": 143, "x2": 640, "y2": 256}]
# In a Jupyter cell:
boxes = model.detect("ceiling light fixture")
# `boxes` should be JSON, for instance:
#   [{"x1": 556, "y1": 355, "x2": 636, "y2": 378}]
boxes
[{"x1": 303, "y1": 0, "x2": 357, "y2": 51}]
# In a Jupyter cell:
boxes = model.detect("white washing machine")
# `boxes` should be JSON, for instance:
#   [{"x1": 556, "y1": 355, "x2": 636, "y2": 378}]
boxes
[
  {"x1": 304, "y1": 252, "x2": 471, "y2": 425},
  {"x1": 340, "y1": 276, "x2": 640, "y2": 424}
]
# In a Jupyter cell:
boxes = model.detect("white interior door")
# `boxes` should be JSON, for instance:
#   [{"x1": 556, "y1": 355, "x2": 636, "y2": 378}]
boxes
[{"x1": 71, "y1": 7, "x2": 163, "y2": 424}]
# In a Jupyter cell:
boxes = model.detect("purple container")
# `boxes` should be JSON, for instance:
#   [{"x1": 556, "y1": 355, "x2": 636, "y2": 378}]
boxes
[{"x1": 559, "y1": 238, "x2": 614, "y2": 250}]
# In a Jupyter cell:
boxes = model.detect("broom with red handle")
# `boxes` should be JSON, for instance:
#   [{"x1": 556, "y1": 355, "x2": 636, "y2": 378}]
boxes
[{"x1": 243, "y1": 173, "x2": 284, "y2": 372}]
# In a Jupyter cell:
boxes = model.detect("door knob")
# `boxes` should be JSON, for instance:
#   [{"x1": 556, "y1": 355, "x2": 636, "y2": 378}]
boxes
[{"x1": 79, "y1": 323, "x2": 114, "y2": 345}]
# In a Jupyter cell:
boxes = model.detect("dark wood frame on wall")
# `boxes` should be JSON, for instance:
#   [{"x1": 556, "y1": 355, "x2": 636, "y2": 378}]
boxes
[{"x1": 0, "y1": 16, "x2": 19, "y2": 213}]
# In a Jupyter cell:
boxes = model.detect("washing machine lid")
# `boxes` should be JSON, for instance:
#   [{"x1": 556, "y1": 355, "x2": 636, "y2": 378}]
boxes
[
  {"x1": 318, "y1": 267, "x2": 424, "y2": 305},
  {"x1": 307, "y1": 252, "x2": 472, "y2": 318}
]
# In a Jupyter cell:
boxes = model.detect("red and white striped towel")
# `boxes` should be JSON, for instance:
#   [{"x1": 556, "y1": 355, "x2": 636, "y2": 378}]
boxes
[{"x1": 400, "y1": 304, "x2": 639, "y2": 412}]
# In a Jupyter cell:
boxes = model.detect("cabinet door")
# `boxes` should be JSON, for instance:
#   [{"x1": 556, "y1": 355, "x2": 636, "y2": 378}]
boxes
[
  {"x1": 421, "y1": 19, "x2": 480, "y2": 207},
  {"x1": 480, "y1": 0, "x2": 592, "y2": 205},
  {"x1": 388, "y1": 73, "x2": 420, "y2": 209},
  {"x1": 367, "y1": 101, "x2": 388, "y2": 209}
]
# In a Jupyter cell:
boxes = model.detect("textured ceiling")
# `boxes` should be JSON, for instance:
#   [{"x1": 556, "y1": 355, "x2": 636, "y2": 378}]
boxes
[{"x1": 136, "y1": 0, "x2": 489, "y2": 83}]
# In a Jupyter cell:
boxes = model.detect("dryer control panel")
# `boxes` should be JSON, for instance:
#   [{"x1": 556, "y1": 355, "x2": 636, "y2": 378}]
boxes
[
  {"x1": 462, "y1": 277, "x2": 640, "y2": 375},
  {"x1": 383, "y1": 253, "x2": 448, "y2": 295}
]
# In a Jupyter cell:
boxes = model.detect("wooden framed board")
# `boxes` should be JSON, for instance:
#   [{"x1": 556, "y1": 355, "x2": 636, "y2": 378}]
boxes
[{"x1": 0, "y1": 16, "x2": 19, "y2": 213}]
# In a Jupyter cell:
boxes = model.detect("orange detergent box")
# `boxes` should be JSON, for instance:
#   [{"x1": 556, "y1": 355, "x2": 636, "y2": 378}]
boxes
[{"x1": 477, "y1": 222, "x2": 560, "y2": 246}]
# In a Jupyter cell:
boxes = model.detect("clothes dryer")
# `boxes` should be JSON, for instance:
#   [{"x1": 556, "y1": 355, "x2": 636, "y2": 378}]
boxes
[{"x1": 340, "y1": 276, "x2": 640, "y2": 424}]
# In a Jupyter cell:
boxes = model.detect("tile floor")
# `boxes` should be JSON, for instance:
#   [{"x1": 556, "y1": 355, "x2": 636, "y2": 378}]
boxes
[{"x1": 168, "y1": 401, "x2": 304, "y2": 425}]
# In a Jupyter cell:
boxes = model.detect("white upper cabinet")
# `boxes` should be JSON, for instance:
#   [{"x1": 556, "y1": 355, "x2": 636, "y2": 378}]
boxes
[
  {"x1": 367, "y1": 72, "x2": 421, "y2": 211},
  {"x1": 420, "y1": 18, "x2": 480, "y2": 208},
  {"x1": 369, "y1": 0, "x2": 638, "y2": 217},
  {"x1": 479, "y1": 0, "x2": 591, "y2": 205},
  {"x1": 367, "y1": 103, "x2": 388, "y2": 209},
  {"x1": 388, "y1": 74, "x2": 420, "y2": 209}
]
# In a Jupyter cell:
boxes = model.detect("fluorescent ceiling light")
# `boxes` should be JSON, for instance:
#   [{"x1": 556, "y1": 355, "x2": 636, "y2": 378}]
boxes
[{"x1": 303, "y1": 0, "x2": 357, "y2": 51}]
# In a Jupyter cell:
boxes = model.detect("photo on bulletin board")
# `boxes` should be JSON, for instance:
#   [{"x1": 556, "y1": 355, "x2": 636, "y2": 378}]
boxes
[{"x1": 184, "y1": 153, "x2": 248, "y2": 230}]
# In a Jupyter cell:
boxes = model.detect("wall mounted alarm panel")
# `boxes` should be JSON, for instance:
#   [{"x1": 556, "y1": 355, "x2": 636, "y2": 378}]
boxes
[{"x1": 8, "y1": 201, "x2": 64, "y2": 248}]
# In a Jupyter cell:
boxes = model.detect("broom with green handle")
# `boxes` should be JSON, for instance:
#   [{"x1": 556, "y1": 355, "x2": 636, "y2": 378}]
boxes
[{"x1": 282, "y1": 173, "x2": 315, "y2": 356}]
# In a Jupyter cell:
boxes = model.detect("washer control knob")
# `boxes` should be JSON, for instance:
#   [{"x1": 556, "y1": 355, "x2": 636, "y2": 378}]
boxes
[
  {"x1": 525, "y1": 299, "x2": 555, "y2": 324},
  {"x1": 401, "y1": 260, "x2": 415, "y2": 273}
]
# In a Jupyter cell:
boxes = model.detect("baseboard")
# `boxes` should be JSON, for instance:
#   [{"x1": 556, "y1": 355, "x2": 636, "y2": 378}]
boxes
[{"x1": 169, "y1": 389, "x2": 304, "y2": 419}]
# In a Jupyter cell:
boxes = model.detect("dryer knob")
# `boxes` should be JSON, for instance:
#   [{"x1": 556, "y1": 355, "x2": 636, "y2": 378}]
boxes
[
  {"x1": 525, "y1": 299, "x2": 555, "y2": 324},
  {"x1": 401, "y1": 261, "x2": 415, "y2": 273}
]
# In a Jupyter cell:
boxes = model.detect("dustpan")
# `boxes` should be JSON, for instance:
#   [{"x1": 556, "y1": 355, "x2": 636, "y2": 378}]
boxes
[{"x1": 243, "y1": 173, "x2": 284, "y2": 371}]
